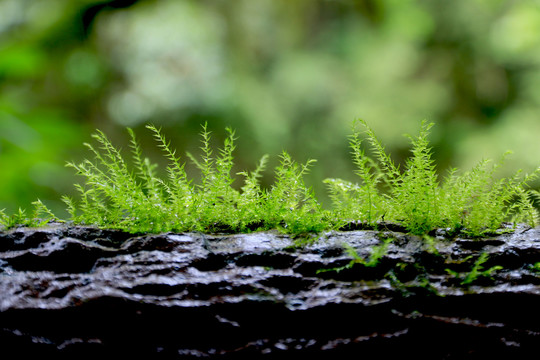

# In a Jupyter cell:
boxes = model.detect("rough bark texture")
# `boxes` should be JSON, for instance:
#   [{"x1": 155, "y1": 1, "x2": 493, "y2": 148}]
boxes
[{"x1": 1, "y1": 222, "x2": 539, "y2": 359}]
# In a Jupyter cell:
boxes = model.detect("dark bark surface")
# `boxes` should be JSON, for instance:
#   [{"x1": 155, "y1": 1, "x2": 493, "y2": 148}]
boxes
[{"x1": 1, "y1": 222, "x2": 539, "y2": 359}]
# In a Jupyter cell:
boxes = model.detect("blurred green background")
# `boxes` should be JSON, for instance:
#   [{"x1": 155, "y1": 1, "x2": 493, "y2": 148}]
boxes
[{"x1": 2, "y1": 0, "x2": 540, "y2": 217}]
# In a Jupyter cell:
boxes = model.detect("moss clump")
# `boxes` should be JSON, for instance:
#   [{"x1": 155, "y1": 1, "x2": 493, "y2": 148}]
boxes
[
  {"x1": 58, "y1": 124, "x2": 325, "y2": 234},
  {"x1": 325, "y1": 120, "x2": 539, "y2": 236}
]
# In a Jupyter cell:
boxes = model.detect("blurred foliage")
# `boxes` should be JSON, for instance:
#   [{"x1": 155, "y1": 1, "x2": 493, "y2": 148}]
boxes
[{"x1": 1, "y1": 0, "x2": 540, "y2": 216}]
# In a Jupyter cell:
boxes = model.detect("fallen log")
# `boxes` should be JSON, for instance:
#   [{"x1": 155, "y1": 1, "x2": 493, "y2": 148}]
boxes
[{"x1": 1, "y1": 222, "x2": 539, "y2": 359}]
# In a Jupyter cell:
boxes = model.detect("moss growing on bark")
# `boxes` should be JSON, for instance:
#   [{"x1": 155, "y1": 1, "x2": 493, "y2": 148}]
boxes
[{"x1": 2, "y1": 120, "x2": 538, "y2": 237}]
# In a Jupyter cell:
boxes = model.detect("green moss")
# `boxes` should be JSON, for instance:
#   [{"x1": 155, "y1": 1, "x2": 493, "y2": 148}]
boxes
[
  {"x1": 325, "y1": 119, "x2": 539, "y2": 236},
  {"x1": 445, "y1": 252, "x2": 503, "y2": 285},
  {"x1": 1, "y1": 120, "x2": 538, "y2": 237},
  {"x1": 317, "y1": 237, "x2": 392, "y2": 274},
  {"x1": 51, "y1": 123, "x2": 327, "y2": 234}
]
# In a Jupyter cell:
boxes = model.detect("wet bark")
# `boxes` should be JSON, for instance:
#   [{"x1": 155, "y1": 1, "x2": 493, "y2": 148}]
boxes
[{"x1": 1, "y1": 222, "x2": 539, "y2": 359}]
